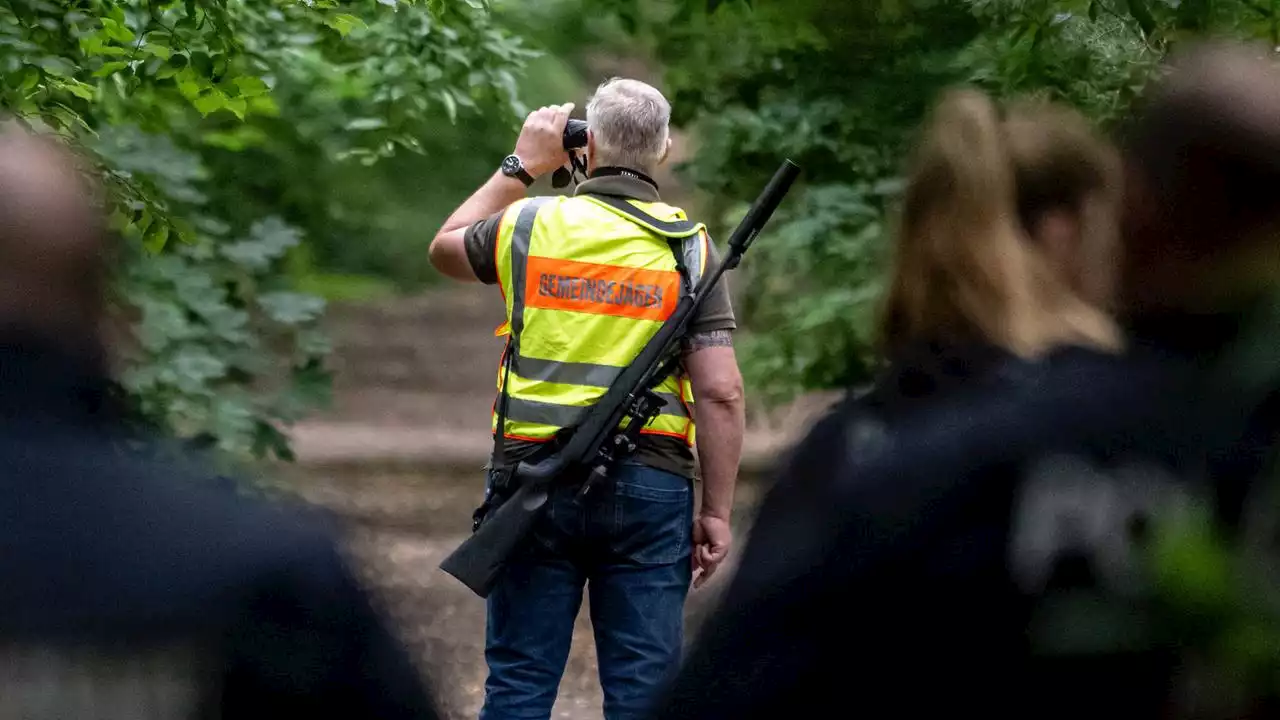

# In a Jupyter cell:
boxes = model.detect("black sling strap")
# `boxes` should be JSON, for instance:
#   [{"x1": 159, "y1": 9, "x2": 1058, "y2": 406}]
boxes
[{"x1": 581, "y1": 193, "x2": 704, "y2": 238}]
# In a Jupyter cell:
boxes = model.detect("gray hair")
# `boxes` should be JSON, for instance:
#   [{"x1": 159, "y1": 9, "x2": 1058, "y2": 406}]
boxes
[{"x1": 585, "y1": 78, "x2": 671, "y2": 172}]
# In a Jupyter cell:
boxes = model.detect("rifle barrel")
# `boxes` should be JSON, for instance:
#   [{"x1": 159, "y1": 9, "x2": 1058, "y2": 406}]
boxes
[{"x1": 727, "y1": 159, "x2": 802, "y2": 257}]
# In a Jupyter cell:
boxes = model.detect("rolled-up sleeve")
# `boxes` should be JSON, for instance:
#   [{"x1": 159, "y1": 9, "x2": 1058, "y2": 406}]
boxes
[
  {"x1": 688, "y1": 242, "x2": 737, "y2": 335},
  {"x1": 463, "y1": 212, "x2": 506, "y2": 286}
]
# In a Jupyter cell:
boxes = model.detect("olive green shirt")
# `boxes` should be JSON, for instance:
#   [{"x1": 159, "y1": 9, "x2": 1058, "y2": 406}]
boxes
[{"x1": 463, "y1": 173, "x2": 737, "y2": 479}]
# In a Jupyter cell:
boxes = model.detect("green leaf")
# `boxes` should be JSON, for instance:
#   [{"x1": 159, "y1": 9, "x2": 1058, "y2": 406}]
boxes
[
  {"x1": 231, "y1": 75, "x2": 268, "y2": 97},
  {"x1": 1127, "y1": 0, "x2": 1158, "y2": 36},
  {"x1": 324, "y1": 14, "x2": 366, "y2": 37},
  {"x1": 171, "y1": 218, "x2": 197, "y2": 244},
  {"x1": 133, "y1": 207, "x2": 154, "y2": 236},
  {"x1": 192, "y1": 90, "x2": 225, "y2": 116},
  {"x1": 258, "y1": 291, "x2": 326, "y2": 325},
  {"x1": 156, "y1": 53, "x2": 189, "y2": 80},
  {"x1": 202, "y1": 126, "x2": 266, "y2": 150},
  {"x1": 220, "y1": 217, "x2": 303, "y2": 270},
  {"x1": 190, "y1": 52, "x2": 213, "y2": 78},
  {"x1": 439, "y1": 89, "x2": 458, "y2": 123},
  {"x1": 47, "y1": 104, "x2": 90, "y2": 133},
  {"x1": 19, "y1": 67, "x2": 40, "y2": 92},
  {"x1": 99, "y1": 17, "x2": 135, "y2": 44},
  {"x1": 142, "y1": 43, "x2": 172, "y2": 60},
  {"x1": 58, "y1": 79, "x2": 96, "y2": 101},
  {"x1": 172, "y1": 347, "x2": 229, "y2": 387},
  {"x1": 38, "y1": 57, "x2": 75, "y2": 77},
  {"x1": 174, "y1": 67, "x2": 202, "y2": 98},
  {"x1": 144, "y1": 223, "x2": 170, "y2": 253},
  {"x1": 345, "y1": 117, "x2": 387, "y2": 131},
  {"x1": 224, "y1": 96, "x2": 247, "y2": 120},
  {"x1": 93, "y1": 61, "x2": 130, "y2": 77}
]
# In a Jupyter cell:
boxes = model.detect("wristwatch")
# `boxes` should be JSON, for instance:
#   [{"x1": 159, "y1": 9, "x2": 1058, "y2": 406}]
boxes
[{"x1": 500, "y1": 154, "x2": 535, "y2": 187}]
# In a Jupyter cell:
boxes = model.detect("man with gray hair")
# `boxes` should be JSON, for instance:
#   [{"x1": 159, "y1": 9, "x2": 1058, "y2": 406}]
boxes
[{"x1": 430, "y1": 78, "x2": 745, "y2": 719}]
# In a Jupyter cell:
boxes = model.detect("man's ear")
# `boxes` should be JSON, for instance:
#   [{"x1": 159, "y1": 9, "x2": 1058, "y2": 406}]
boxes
[
  {"x1": 660, "y1": 136, "x2": 672, "y2": 166},
  {"x1": 586, "y1": 130, "x2": 597, "y2": 173}
]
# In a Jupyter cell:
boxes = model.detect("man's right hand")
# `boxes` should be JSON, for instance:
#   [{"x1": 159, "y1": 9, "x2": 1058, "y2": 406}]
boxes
[
  {"x1": 513, "y1": 103, "x2": 575, "y2": 180},
  {"x1": 692, "y1": 513, "x2": 733, "y2": 589}
]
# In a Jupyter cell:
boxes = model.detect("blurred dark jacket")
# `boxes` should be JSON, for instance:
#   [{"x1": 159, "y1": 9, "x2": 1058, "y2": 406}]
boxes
[
  {"x1": 0, "y1": 337, "x2": 441, "y2": 719},
  {"x1": 653, "y1": 310, "x2": 1277, "y2": 719}
]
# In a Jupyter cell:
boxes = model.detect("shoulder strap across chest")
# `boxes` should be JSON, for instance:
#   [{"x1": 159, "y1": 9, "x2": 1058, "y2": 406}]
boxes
[{"x1": 580, "y1": 193, "x2": 705, "y2": 238}]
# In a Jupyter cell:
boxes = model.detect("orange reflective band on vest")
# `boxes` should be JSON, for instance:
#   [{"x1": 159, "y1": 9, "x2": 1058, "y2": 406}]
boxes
[
  {"x1": 491, "y1": 195, "x2": 708, "y2": 445},
  {"x1": 525, "y1": 256, "x2": 681, "y2": 322}
]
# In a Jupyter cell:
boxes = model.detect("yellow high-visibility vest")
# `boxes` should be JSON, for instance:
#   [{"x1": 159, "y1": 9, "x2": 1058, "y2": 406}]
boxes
[{"x1": 491, "y1": 193, "x2": 709, "y2": 446}]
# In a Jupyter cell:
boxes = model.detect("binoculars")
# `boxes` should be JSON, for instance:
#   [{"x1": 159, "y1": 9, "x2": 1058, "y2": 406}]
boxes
[
  {"x1": 554, "y1": 119, "x2": 590, "y2": 188},
  {"x1": 563, "y1": 119, "x2": 589, "y2": 150}
]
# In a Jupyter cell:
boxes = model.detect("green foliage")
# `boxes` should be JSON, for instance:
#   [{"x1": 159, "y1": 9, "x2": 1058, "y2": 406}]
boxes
[
  {"x1": 193, "y1": 0, "x2": 540, "y2": 290},
  {"x1": 597, "y1": 0, "x2": 1271, "y2": 398},
  {"x1": 0, "y1": 0, "x2": 534, "y2": 458}
]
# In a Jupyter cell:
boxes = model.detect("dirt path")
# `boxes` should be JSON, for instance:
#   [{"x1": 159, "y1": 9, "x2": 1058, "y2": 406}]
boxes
[{"x1": 290, "y1": 286, "x2": 822, "y2": 719}]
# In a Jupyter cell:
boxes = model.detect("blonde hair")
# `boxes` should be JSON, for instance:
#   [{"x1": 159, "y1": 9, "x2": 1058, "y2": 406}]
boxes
[{"x1": 877, "y1": 88, "x2": 1123, "y2": 360}]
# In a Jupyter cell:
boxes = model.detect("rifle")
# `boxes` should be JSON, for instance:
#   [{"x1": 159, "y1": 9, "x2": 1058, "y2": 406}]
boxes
[{"x1": 439, "y1": 159, "x2": 802, "y2": 598}]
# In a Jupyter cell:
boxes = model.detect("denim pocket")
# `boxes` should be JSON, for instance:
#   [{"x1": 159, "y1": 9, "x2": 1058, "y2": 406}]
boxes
[{"x1": 610, "y1": 465, "x2": 693, "y2": 566}]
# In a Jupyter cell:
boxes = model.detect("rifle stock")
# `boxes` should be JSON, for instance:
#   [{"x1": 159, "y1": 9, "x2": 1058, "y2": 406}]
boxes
[
  {"x1": 437, "y1": 476, "x2": 554, "y2": 597},
  {"x1": 439, "y1": 159, "x2": 801, "y2": 598}
]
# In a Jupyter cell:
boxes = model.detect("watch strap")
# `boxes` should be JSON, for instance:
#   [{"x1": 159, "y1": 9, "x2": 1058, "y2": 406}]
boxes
[{"x1": 503, "y1": 155, "x2": 535, "y2": 187}]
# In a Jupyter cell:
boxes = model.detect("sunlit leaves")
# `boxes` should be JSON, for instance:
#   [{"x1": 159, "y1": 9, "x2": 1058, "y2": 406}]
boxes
[
  {"x1": 323, "y1": 13, "x2": 367, "y2": 36},
  {"x1": 231, "y1": 75, "x2": 268, "y2": 96},
  {"x1": 345, "y1": 116, "x2": 388, "y2": 130},
  {"x1": 628, "y1": 0, "x2": 1217, "y2": 396},
  {"x1": 0, "y1": 0, "x2": 534, "y2": 460}
]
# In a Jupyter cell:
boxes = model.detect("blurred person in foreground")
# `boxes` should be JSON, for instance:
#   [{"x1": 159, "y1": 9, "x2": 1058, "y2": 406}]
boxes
[
  {"x1": 653, "y1": 43, "x2": 1280, "y2": 720},
  {"x1": 705, "y1": 86, "x2": 1126, "y2": 627},
  {"x1": 0, "y1": 124, "x2": 440, "y2": 719},
  {"x1": 862, "y1": 88, "x2": 1122, "y2": 425}
]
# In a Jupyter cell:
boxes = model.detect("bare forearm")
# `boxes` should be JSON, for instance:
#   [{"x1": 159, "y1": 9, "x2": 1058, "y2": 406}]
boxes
[
  {"x1": 439, "y1": 171, "x2": 527, "y2": 235},
  {"x1": 696, "y1": 396, "x2": 744, "y2": 520},
  {"x1": 430, "y1": 171, "x2": 527, "y2": 280}
]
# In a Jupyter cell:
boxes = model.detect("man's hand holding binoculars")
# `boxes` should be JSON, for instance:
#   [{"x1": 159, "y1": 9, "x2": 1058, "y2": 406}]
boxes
[{"x1": 513, "y1": 103, "x2": 576, "y2": 181}]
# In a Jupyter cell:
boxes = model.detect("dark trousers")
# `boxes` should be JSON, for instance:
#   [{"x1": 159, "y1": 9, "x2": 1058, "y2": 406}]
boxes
[{"x1": 479, "y1": 463, "x2": 694, "y2": 720}]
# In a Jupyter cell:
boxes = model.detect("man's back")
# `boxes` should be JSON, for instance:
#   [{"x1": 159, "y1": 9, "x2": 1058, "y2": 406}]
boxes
[
  {"x1": 0, "y1": 344, "x2": 440, "y2": 719},
  {"x1": 430, "y1": 83, "x2": 746, "y2": 720}
]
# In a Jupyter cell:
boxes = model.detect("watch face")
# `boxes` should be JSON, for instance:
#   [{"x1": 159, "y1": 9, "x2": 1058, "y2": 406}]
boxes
[{"x1": 501, "y1": 155, "x2": 522, "y2": 176}]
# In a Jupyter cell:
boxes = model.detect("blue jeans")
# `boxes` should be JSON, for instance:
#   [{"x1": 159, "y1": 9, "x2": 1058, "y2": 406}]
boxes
[{"x1": 479, "y1": 463, "x2": 694, "y2": 720}]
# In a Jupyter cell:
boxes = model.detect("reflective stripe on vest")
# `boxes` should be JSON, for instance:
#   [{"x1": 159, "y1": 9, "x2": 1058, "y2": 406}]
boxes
[{"x1": 492, "y1": 194, "x2": 708, "y2": 445}]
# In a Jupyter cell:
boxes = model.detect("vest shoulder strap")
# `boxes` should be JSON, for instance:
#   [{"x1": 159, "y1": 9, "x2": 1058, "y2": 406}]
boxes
[{"x1": 580, "y1": 193, "x2": 704, "y2": 238}]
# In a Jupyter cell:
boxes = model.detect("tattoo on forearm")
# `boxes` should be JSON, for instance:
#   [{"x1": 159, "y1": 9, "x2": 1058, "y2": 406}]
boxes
[{"x1": 682, "y1": 329, "x2": 733, "y2": 354}]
